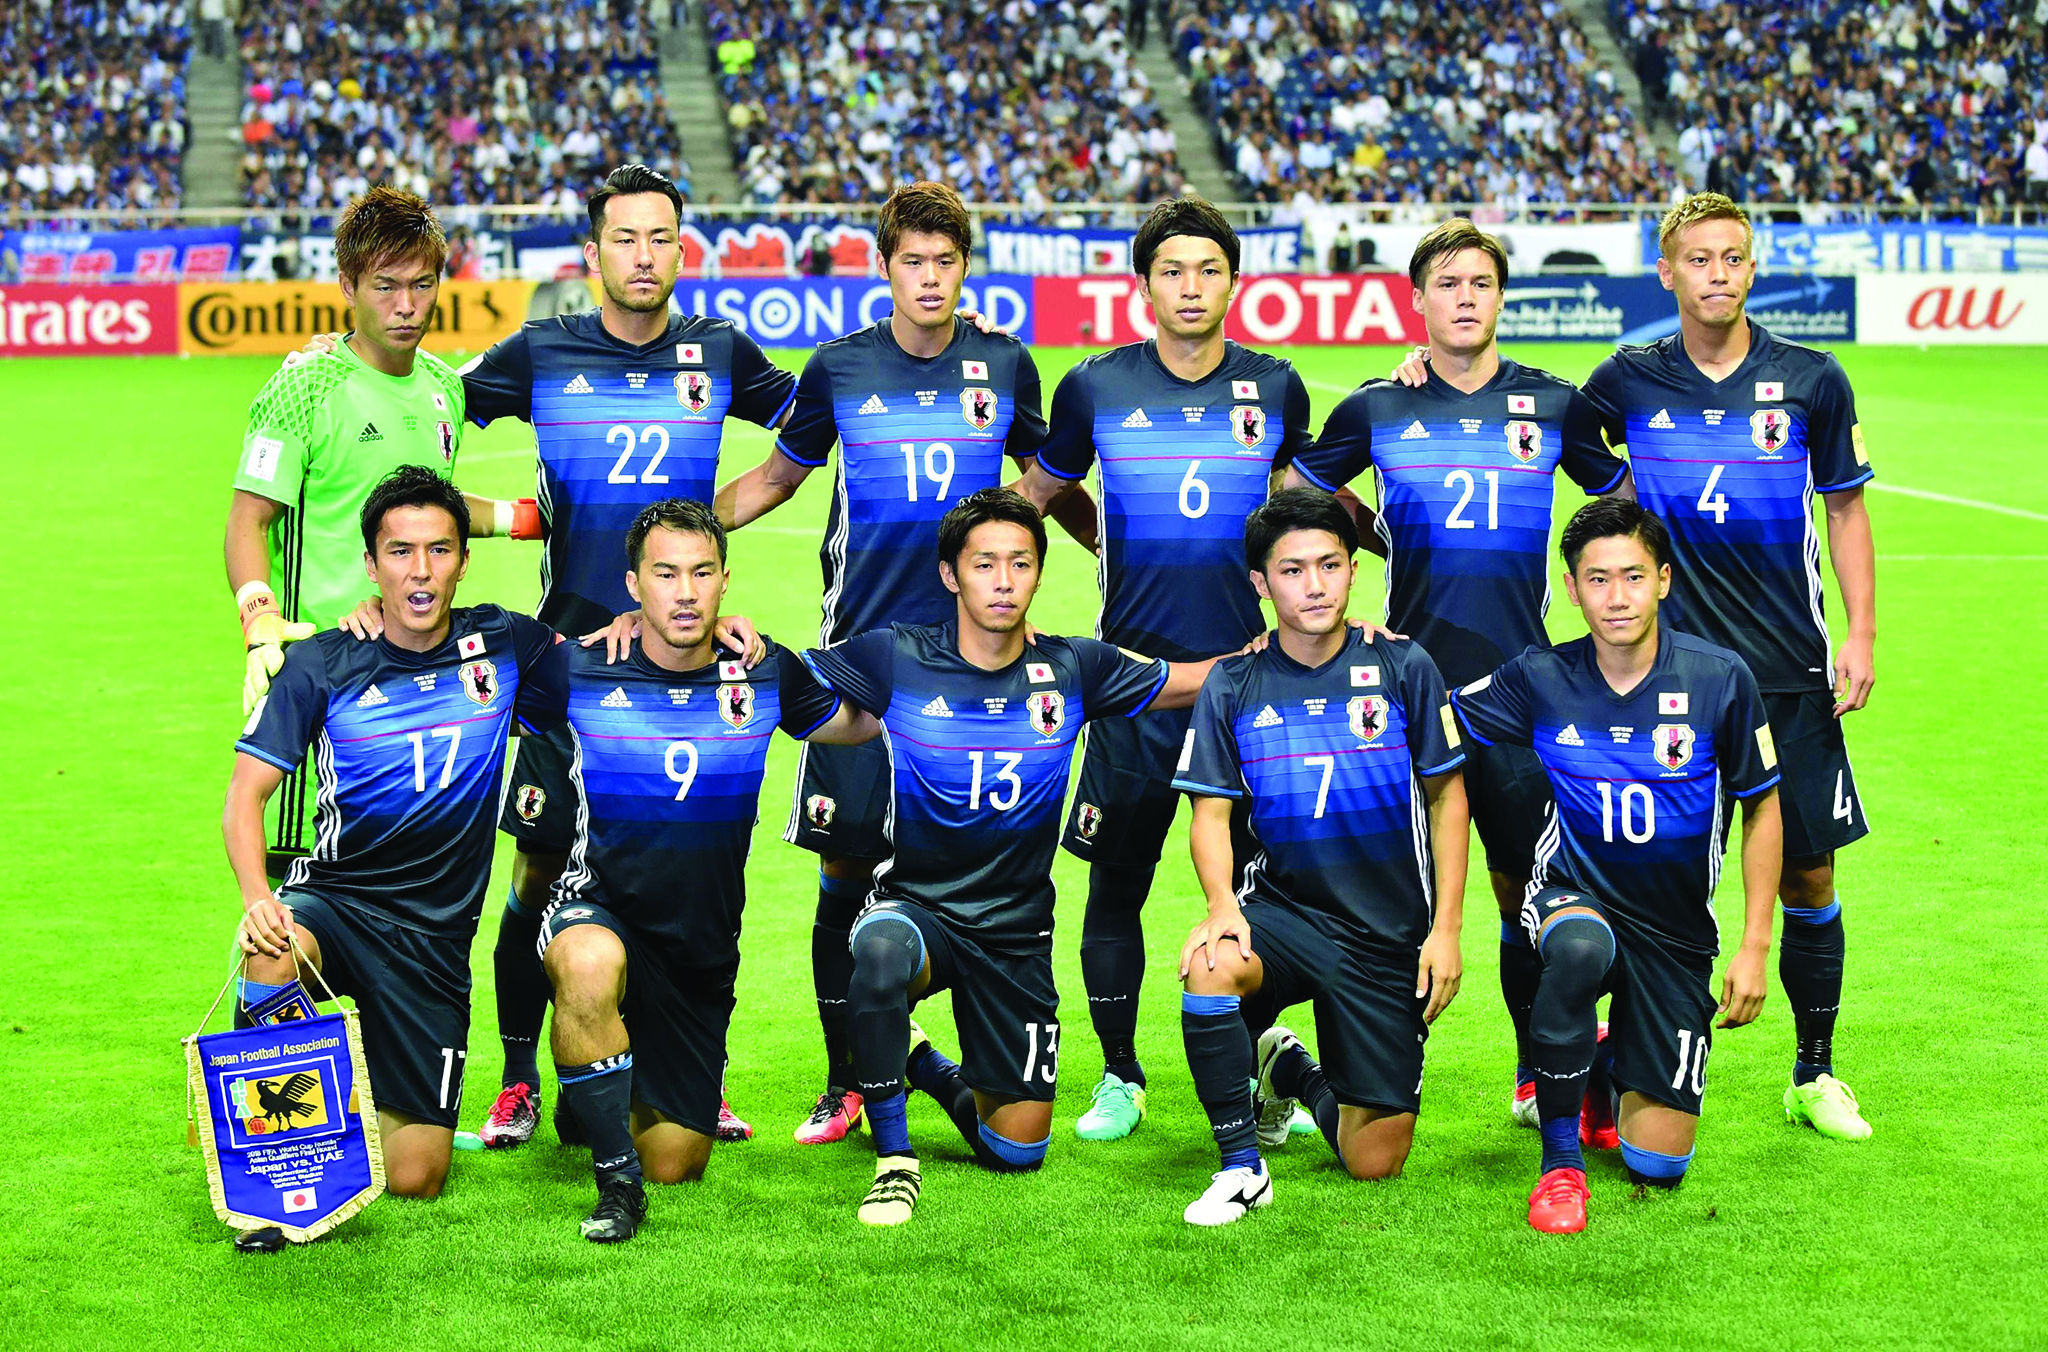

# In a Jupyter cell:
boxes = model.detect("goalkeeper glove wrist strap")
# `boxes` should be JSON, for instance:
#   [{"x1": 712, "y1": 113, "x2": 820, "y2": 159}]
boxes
[{"x1": 237, "y1": 580, "x2": 279, "y2": 644}]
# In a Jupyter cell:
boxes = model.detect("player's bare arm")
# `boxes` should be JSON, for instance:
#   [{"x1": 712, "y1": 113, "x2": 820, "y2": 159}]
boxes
[
  {"x1": 1824, "y1": 486, "x2": 1877, "y2": 717},
  {"x1": 715, "y1": 447, "x2": 814, "y2": 529},
  {"x1": 223, "y1": 752, "x2": 291, "y2": 956},
  {"x1": 801, "y1": 703, "x2": 883, "y2": 747},
  {"x1": 1179, "y1": 794, "x2": 1253, "y2": 976},
  {"x1": 225, "y1": 489, "x2": 317, "y2": 712},
  {"x1": 1008, "y1": 458, "x2": 1101, "y2": 554},
  {"x1": 1719, "y1": 787, "x2": 1783, "y2": 1028},
  {"x1": 1416, "y1": 768, "x2": 1470, "y2": 1023}
]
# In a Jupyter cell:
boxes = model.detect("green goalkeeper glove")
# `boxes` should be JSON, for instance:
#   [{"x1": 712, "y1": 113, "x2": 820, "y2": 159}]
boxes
[{"x1": 238, "y1": 582, "x2": 316, "y2": 715}]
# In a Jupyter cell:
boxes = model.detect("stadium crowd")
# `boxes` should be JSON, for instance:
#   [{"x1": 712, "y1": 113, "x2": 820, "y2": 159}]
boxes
[
  {"x1": 0, "y1": 0, "x2": 190, "y2": 214},
  {"x1": 707, "y1": 0, "x2": 1187, "y2": 206},
  {"x1": 1174, "y1": 0, "x2": 1680, "y2": 212},
  {"x1": 1617, "y1": 0, "x2": 2048, "y2": 212},
  {"x1": 235, "y1": 0, "x2": 692, "y2": 216}
]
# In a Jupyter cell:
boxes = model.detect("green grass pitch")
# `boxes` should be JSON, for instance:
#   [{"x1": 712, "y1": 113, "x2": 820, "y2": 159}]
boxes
[{"x1": 3, "y1": 341, "x2": 2046, "y2": 1351}]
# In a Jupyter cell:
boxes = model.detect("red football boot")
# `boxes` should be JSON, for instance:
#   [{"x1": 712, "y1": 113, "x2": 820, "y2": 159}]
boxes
[{"x1": 1528, "y1": 1167, "x2": 1590, "y2": 1234}]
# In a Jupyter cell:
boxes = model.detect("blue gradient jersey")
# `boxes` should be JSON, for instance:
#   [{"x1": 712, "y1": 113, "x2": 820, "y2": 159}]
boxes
[
  {"x1": 1174, "y1": 630, "x2": 1465, "y2": 954},
  {"x1": 1035, "y1": 341, "x2": 1312, "y2": 660},
  {"x1": 235, "y1": 606, "x2": 565, "y2": 937},
  {"x1": 802, "y1": 624, "x2": 1168, "y2": 949},
  {"x1": 521, "y1": 639, "x2": 841, "y2": 965},
  {"x1": 463, "y1": 311, "x2": 797, "y2": 634},
  {"x1": 775, "y1": 321, "x2": 1047, "y2": 645},
  {"x1": 1452, "y1": 632, "x2": 1780, "y2": 957},
  {"x1": 1580, "y1": 324, "x2": 1873, "y2": 692},
  {"x1": 1292, "y1": 362, "x2": 1626, "y2": 687}
]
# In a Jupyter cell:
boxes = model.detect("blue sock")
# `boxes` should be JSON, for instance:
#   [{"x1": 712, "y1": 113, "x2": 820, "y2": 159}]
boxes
[
  {"x1": 1221, "y1": 1145, "x2": 1262, "y2": 1173},
  {"x1": 867, "y1": 1091, "x2": 913, "y2": 1159},
  {"x1": 239, "y1": 978, "x2": 289, "y2": 1005},
  {"x1": 1620, "y1": 1139, "x2": 1693, "y2": 1190},
  {"x1": 1539, "y1": 1116, "x2": 1584, "y2": 1175}
]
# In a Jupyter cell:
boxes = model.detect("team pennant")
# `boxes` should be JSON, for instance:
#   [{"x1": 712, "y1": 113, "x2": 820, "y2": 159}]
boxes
[
  {"x1": 457, "y1": 633, "x2": 486, "y2": 658},
  {"x1": 1658, "y1": 691, "x2": 1689, "y2": 715},
  {"x1": 1508, "y1": 394, "x2": 1535, "y2": 414},
  {"x1": 963, "y1": 359, "x2": 988, "y2": 380}
]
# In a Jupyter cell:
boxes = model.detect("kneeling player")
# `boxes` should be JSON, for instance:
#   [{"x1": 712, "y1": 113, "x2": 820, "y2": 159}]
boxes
[
  {"x1": 1171, "y1": 489, "x2": 1469, "y2": 1226},
  {"x1": 800, "y1": 489, "x2": 1217, "y2": 1225},
  {"x1": 1453, "y1": 499, "x2": 1781, "y2": 1234},
  {"x1": 523, "y1": 500, "x2": 880, "y2": 1242},
  {"x1": 226, "y1": 468, "x2": 563, "y2": 1243}
]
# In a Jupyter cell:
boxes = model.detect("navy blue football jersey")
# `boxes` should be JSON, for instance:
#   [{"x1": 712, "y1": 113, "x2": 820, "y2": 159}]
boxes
[
  {"x1": 774, "y1": 321, "x2": 1047, "y2": 645},
  {"x1": 463, "y1": 311, "x2": 797, "y2": 634},
  {"x1": 1174, "y1": 630, "x2": 1465, "y2": 954},
  {"x1": 1292, "y1": 361, "x2": 1626, "y2": 687},
  {"x1": 1452, "y1": 631, "x2": 1780, "y2": 957},
  {"x1": 1036, "y1": 341, "x2": 1312, "y2": 660},
  {"x1": 519, "y1": 639, "x2": 840, "y2": 964},
  {"x1": 802, "y1": 624, "x2": 1167, "y2": 948},
  {"x1": 236, "y1": 606, "x2": 564, "y2": 936},
  {"x1": 1580, "y1": 323, "x2": 1873, "y2": 692}
]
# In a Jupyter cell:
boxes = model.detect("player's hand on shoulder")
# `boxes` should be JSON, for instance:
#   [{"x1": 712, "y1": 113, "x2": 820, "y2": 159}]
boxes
[
  {"x1": 957, "y1": 307, "x2": 1008, "y2": 337},
  {"x1": 1179, "y1": 903, "x2": 1254, "y2": 978},
  {"x1": 715, "y1": 614, "x2": 766, "y2": 667},
  {"x1": 282, "y1": 331, "x2": 342, "y2": 368},
  {"x1": 1348, "y1": 617, "x2": 1406, "y2": 641},
  {"x1": 580, "y1": 612, "x2": 642, "y2": 664},
  {"x1": 240, "y1": 608, "x2": 317, "y2": 714},
  {"x1": 1832, "y1": 635, "x2": 1875, "y2": 718},
  {"x1": 337, "y1": 597, "x2": 384, "y2": 641},
  {"x1": 238, "y1": 894, "x2": 294, "y2": 958},
  {"x1": 1716, "y1": 946, "x2": 1768, "y2": 1028},
  {"x1": 1390, "y1": 344, "x2": 1429, "y2": 387},
  {"x1": 1416, "y1": 928, "x2": 1462, "y2": 1023}
]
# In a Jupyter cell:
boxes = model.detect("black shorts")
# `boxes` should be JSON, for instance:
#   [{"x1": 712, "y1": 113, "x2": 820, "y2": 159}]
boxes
[
  {"x1": 1522, "y1": 888, "x2": 1717, "y2": 1116},
  {"x1": 852, "y1": 900, "x2": 1060, "y2": 1103},
  {"x1": 536, "y1": 899, "x2": 733, "y2": 1137},
  {"x1": 1462, "y1": 737, "x2": 1552, "y2": 879},
  {"x1": 1238, "y1": 900, "x2": 1427, "y2": 1116},
  {"x1": 1060, "y1": 707, "x2": 1188, "y2": 867},
  {"x1": 1762, "y1": 690, "x2": 1870, "y2": 860},
  {"x1": 282, "y1": 889, "x2": 472, "y2": 1128},
  {"x1": 785, "y1": 738, "x2": 891, "y2": 862},
  {"x1": 498, "y1": 721, "x2": 580, "y2": 856}
]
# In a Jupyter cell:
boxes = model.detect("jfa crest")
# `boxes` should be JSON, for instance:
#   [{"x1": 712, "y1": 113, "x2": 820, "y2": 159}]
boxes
[
  {"x1": 718, "y1": 683, "x2": 755, "y2": 729},
  {"x1": 1026, "y1": 689, "x2": 1065, "y2": 737},
  {"x1": 1750, "y1": 408, "x2": 1790, "y2": 454},
  {"x1": 234, "y1": 1067, "x2": 331, "y2": 1138},
  {"x1": 459, "y1": 659, "x2": 497, "y2": 706},
  {"x1": 805, "y1": 794, "x2": 836, "y2": 829},
  {"x1": 676, "y1": 370, "x2": 713, "y2": 413},
  {"x1": 960, "y1": 386, "x2": 997, "y2": 431},
  {"x1": 1075, "y1": 802, "x2": 1102, "y2": 839},
  {"x1": 436, "y1": 420, "x2": 455, "y2": 463},
  {"x1": 1504, "y1": 419, "x2": 1542, "y2": 463},
  {"x1": 514, "y1": 783, "x2": 547, "y2": 822},
  {"x1": 1653, "y1": 723, "x2": 1695, "y2": 770},
  {"x1": 1348, "y1": 694, "x2": 1387, "y2": 742},
  {"x1": 1230, "y1": 404, "x2": 1266, "y2": 449}
]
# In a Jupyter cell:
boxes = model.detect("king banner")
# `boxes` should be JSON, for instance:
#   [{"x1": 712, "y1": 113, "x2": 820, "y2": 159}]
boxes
[{"x1": 185, "y1": 995, "x2": 384, "y2": 1241}]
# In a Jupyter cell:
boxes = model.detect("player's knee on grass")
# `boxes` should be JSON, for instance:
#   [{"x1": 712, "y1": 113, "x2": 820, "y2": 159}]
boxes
[
  {"x1": 244, "y1": 922, "x2": 324, "y2": 987},
  {"x1": 542, "y1": 924, "x2": 627, "y2": 1014},
  {"x1": 1336, "y1": 1108, "x2": 1415, "y2": 1181},
  {"x1": 1780, "y1": 853, "x2": 1835, "y2": 909},
  {"x1": 848, "y1": 910, "x2": 924, "y2": 996},
  {"x1": 382, "y1": 1116, "x2": 454, "y2": 1198},
  {"x1": 635, "y1": 1117, "x2": 712, "y2": 1184},
  {"x1": 1535, "y1": 909, "x2": 1613, "y2": 991},
  {"x1": 974, "y1": 1099, "x2": 1053, "y2": 1173}
]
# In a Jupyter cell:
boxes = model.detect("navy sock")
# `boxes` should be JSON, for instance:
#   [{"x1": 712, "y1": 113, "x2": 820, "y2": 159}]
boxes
[
  {"x1": 557, "y1": 1054, "x2": 640, "y2": 1183},
  {"x1": 866, "y1": 1091, "x2": 913, "y2": 1159},
  {"x1": 1530, "y1": 914, "x2": 1614, "y2": 1176},
  {"x1": 1081, "y1": 862, "x2": 1155, "y2": 1087},
  {"x1": 812, "y1": 870, "x2": 867, "y2": 1092},
  {"x1": 1780, "y1": 898, "x2": 1844, "y2": 1085},
  {"x1": 496, "y1": 888, "x2": 548, "y2": 1089},
  {"x1": 1181, "y1": 992, "x2": 1257, "y2": 1166},
  {"x1": 1270, "y1": 1042, "x2": 1344, "y2": 1169},
  {"x1": 1539, "y1": 1116, "x2": 1583, "y2": 1175},
  {"x1": 1499, "y1": 918, "x2": 1540, "y2": 1074}
]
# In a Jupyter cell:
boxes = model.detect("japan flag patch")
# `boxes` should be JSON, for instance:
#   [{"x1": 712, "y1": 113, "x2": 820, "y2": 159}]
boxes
[
  {"x1": 1350, "y1": 664, "x2": 1380, "y2": 687},
  {"x1": 719, "y1": 660, "x2": 747, "y2": 681},
  {"x1": 458, "y1": 633, "x2": 486, "y2": 658},
  {"x1": 963, "y1": 359, "x2": 988, "y2": 380},
  {"x1": 1232, "y1": 380, "x2": 1259, "y2": 400},
  {"x1": 1027, "y1": 661, "x2": 1055, "y2": 683},
  {"x1": 676, "y1": 343, "x2": 703, "y2": 365},
  {"x1": 1508, "y1": 394, "x2": 1535, "y2": 414},
  {"x1": 1659, "y1": 691, "x2": 1689, "y2": 715},
  {"x1": 1755, "y1": 381, "x2": 1783, "y2": 401}
]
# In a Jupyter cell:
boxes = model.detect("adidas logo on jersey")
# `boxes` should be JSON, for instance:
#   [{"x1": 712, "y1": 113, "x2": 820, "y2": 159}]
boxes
[
  {"x1": 356, "y1": 684, "x2": 388, "y2": 708},
  {"x1": 600, "y1": 686, "x2": 631, "y2": 709},
  {"x1": 858, "y1": 394, "x2": 888, "y2": 415},
  {"x1": 1399, "y1": 420, "x2": 1428, "y2": 440},
  {"x1": 358, "y1": 422, "x2": 382, "y2": 442},
  {"x1": 1555, "y1": 723, "x2": 1585, "y2": 746},
  {"x1": 1253, "y1": 704, "x2": 1283, "y2": 728},
  {"x1": 1648, "y1": 408, "x2": 1675, "y2": 430},
  {"x1": 562, "y1": 374, "x2": 594, "y2": 394},
  {"x1": 920, "y1": 695, "x2": 953, "y2": 718},
  {"x1": 1122, "y1": 408, "x2": 1152, "y2": 428}
]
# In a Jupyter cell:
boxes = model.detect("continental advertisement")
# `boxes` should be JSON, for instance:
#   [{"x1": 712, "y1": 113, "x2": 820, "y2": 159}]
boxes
[{"x1": 175, "y1": 280, "x2": 534, "y2": 356}]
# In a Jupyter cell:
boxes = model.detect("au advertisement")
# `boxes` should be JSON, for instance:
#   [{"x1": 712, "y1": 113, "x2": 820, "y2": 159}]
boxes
[
  {"x1": 175, "y1": 279, "x2": 534, "y2": 355},
  {"x1": 1855, "y1": 273, "x2": 2048, "y2": 344}
]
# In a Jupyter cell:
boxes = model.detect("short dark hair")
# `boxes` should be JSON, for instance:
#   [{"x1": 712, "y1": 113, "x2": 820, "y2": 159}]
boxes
[
  {"x1": 587, "y1": 164, "x2": 684, "y2": 241},
  {"x1": 360, "y1": 465, "x2": 469, "y2": 552},
  {"x1": 937, "y1": 488, "x2": 1048, "y2": 570},
  {"x1": 1132, "y1": 194, "x2": 1240, "y2": 278},
  {"x1": 1407, "y1": 216, "x2": 1510, "y2": 290},
  {"x1": 1560, "y1": 497, "x2": 1672, "y2": 574},
  {"x1": 625, "y1": 497, "x2": 728, "y2": 569},
  {"x1": 334, "y1": 185, "x2": 446, "y2": 282},
  {"x1": 1244, "y1": 487, "x2": 1360, "y2": 571},
  {"x1": 877, "y1": 180, "x2": 973, "y2": 262}
]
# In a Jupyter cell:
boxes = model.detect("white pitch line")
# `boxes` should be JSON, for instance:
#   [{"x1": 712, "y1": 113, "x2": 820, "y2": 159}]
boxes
[
  {"x1": 1876, "y1": 554, "x2": 2048, "y2": 562},
  {"x1": 1864, "y1": 483, "x2": 2048, "y2": 522}
]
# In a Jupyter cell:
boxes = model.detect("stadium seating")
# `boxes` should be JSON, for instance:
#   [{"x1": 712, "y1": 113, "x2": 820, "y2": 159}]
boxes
[
  {"x1": 705, "y1": 0, "x2": 1186, "y2": 207},
  {"x1": 1611, "y1": 0, "x2": 2047, "y2": 211},
  {"x1": 235, "y1": 0, "x2": 692, "y2": 215},
  {"x1": 1173, "y1": 0, "x2": 1680, "y2": 209},
  {"x1": 0, "y1": 0, "x2": 191, "y2": 213}
]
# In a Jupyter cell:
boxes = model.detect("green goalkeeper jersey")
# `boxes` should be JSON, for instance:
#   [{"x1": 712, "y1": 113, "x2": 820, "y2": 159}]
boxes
[{"x1": 233, "y1": 339, "x2": 469, "y2": 630}]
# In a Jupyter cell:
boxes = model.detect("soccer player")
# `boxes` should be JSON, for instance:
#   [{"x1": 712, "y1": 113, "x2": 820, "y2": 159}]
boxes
[
  {"x1": 1008, "y1": 194, "x2": 1320, "y2": 1142},
  {"x1": 1172, "y1": 489, "x2": 1469, "y2": 1226},
  {"x1": 520, "y1": 499, "x2": 880, "y2": 1242},
  {"x1": 1283, "y1": 218, "x2": 1630, "y2": 1131},
  {"x1": 799, "y1": 489, "x2": 1217, "y2": 1225},
  {"x1": 1453, "y1": 498, "x2": 1782, "y2": 1234},
  {"x1": 1578, "y1": 194, "x2": 1876, "y2": 1141},
  {"x1": 225, "y1": 468, "x2": 563, "y2": 1246},
  {"x1": 717, "y1": 182, "x2": 1095, "y2": 1146}
]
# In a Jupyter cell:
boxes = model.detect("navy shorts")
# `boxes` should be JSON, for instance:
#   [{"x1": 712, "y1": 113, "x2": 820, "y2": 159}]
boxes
[
  {"x1": 498, "y1": 721, "x2": 580, "y2": 856},
  {"x1": 1462, "y1": 737, "x2": 1552, "y2": 879},
  {"x1": 785, "y1": 738, "x2": 892, "y2": 862},
  {"x1": 1763, "y1": 690, "x2": 1870, "y2": 860}
]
